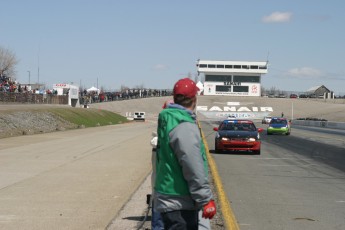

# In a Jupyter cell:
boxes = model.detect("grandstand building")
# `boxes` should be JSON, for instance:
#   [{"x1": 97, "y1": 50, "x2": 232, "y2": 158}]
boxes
[{"x1": 196, "y1": 60, "x2": 268, "y2": 96}]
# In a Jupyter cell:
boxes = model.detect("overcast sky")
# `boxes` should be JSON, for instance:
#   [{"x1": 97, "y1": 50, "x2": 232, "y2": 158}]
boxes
[{"x1": 1, "y1": 0, "x2": 344, "y2": 94}]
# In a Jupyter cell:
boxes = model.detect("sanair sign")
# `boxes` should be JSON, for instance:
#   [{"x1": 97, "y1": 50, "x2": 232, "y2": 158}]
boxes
[{"x1": 196, "y1": 102, "x2": 273, "y2": 120}]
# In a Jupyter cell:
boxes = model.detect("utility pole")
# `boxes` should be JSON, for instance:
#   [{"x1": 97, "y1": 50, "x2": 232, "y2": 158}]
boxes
[
  {"x1": 27, "y1": 71, "x2": 31, "y2": 85},
  {"x1": 37, "y1": 45, "x2": 40, "y2": 84}
]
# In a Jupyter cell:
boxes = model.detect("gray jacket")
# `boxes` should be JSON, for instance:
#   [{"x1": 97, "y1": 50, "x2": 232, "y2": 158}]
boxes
[{"x1": 154, "y1": 104, "x2": 213, "y2": 213}]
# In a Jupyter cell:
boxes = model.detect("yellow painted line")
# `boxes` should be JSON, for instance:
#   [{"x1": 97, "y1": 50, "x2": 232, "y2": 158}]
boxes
[{"x1": 198, "y1": 121, "x2": 240, "y2": 230}]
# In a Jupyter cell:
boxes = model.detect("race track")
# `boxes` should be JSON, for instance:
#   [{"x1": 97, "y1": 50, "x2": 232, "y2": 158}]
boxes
[
  {"x1": 1, "y1": 95, "x2": 345, "y2": 229},
  {"x1": 201, "y1": 121, "x2": 345, "y2": 230}
]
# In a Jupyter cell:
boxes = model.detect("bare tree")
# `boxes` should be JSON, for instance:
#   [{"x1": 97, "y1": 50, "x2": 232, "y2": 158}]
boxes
[
  {"x1": 269, "y1": 86, "x2": 278, "y2": 95},
  {"x1": 0, "y1": 46, "x2": 18, "y2": 80},
  {"x1": 134, "y1": 83, "x2": 145, "y2": 89},
  {"x1": 194, "y1": 73, "x2": 199, "y2": 83},
  {"x1": 120, "y1": 84, "x2": 129, "y2": 91},
  {"x1": 261, "y1": 86, "x2": 266, "y2": 95},
  {"x1": 200, "y1": 75, "x2": 205, "y2": 83}
]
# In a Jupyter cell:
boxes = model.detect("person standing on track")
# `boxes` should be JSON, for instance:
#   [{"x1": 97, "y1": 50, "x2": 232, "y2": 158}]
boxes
[{"x1": 154, "y1": 78, "x2": 216, "y2": 230}]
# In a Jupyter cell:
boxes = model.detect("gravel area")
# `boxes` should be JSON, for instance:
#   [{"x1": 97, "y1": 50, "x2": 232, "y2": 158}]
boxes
[{"x1": 0, "y1": 105, "x2": 76, "y2": 139}]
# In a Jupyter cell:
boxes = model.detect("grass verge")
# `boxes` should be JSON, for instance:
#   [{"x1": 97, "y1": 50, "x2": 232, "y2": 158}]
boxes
[{"x1": 46, "y1": 107, "x2": 129, "y2": 127}]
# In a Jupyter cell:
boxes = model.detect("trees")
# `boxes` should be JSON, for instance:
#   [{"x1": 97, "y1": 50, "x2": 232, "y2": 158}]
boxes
[{"x1": 0, "y1": 46, "x2": 18, "y2": 80}]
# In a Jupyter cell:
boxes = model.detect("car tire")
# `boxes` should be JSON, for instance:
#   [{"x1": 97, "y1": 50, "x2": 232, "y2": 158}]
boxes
[
  {"x1": 286, "y1": 132, "x2": 290, "y2": 135},
  {"x1": 253, "y1": 150, "x2": 261, "y2": 155},
  {"x1": 267, "y1": 132, "x2": 271, "y2": 135},
  {"x1": 214, "y1": 142, "x2": 220, "y2": 153}
]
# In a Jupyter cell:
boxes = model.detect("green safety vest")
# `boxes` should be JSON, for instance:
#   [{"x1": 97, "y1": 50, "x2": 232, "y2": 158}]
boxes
[{"x1": 155, "y1": 108, "x2": 208, "y2": 195}]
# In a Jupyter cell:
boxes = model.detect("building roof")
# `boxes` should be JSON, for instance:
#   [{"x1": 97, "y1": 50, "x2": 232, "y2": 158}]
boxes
[
  {"x1": 307, "y1": 85, "x2": 331, "y2": 93},
  {"x1": 196, "y1": 59, "x2": 268, "y2": 75},
  {"x1": 307, "y1": 86, "x2": 321, "y2": 92}
]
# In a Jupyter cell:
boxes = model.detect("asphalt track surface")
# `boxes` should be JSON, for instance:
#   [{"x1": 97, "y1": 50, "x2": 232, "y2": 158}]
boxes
[
  {"x1": 202, "y1": 121, "x2": 345, "y2": 230},
  {"x1": 97, "y1": 96, "x2": 345, "y2": 229},
  {"x1": 98, "y1": 95, "x2": 345, "y2": 229},
  {"x1": 1, "y1": 96, "x2": 345, "y2": 230}
]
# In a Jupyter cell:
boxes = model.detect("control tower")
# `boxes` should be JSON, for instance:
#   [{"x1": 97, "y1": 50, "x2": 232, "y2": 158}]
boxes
[{"x1": 196, "y1": 60, "x2": 268, "y2": 96}]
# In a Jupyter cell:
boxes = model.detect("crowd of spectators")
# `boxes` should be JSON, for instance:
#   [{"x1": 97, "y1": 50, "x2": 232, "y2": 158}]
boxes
[
  {"x1": 80, "y1": 88, "x2": 172, "y2": 105},
  {"x1": 1, "y1": 75, "x2": 172, "y2": 105},
  {"x1": 1, "y1": 75, "x2": 22, "y2": 93},
  {"x1": 0, "y1": 75, "x2": 52, "y2": 94},
  {"x1": 103, "y1": 88, "x2": 171, "y2": 100},
  {"x1": 3, "y1": 76, "x2": 343, "y2": 104}
]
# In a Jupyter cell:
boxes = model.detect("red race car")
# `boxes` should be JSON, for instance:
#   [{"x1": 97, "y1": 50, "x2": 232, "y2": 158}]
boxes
[{"x1": 213, "y1": 119, "x2": 263, "y2": 154}]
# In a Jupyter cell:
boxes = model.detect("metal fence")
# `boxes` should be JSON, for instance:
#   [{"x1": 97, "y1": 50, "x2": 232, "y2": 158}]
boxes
[{"x1": 0, "y1": 92, "x2": 68, "y2": 104}]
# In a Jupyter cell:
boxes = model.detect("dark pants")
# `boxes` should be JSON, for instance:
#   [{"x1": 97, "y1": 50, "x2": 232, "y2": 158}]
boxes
[
  {"x1": 152, "y1": 205, "x2": 164, "y2": 230},
  {"x1": 161, "y1": 210, "x2": 199, "y2": 230}
]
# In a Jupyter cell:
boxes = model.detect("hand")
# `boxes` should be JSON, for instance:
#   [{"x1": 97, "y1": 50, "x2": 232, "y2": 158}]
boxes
[{"x1": 202, "y1": 200, "x2": 216, "y2": 219}]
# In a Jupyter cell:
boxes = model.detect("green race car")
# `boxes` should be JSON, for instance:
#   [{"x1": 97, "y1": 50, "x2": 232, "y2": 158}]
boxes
[{"x1": 267, "y1": 117, "x2": 291, "y2": 135}]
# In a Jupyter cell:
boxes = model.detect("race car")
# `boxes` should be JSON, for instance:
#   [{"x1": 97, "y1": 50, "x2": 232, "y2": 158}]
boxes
[
  {"x1": 267, "y1": 117, "x2": 291, "y2": 135},
  {"x1": 213, "y1": 119, "x2": 263, "y2": 154}
]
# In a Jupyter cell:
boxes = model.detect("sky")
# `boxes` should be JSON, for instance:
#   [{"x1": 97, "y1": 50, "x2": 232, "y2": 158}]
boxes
[{"x1": 1, "y1": 0, "x2": 345, "y2": 94}]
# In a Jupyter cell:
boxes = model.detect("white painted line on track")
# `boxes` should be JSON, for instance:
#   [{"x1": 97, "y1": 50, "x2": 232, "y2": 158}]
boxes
[
  {"x1": 259, "y1": 164, "x2": 295, "y2": 167},
  {"x1": 259, "y1": 164, "x2": 317, "y2": 167},
  {"x1": 249, "y1": 157, "x2": 296, "y2": 160},
  {"x1": 0, "y1": 215, "x2": 16, "y2": 222}
]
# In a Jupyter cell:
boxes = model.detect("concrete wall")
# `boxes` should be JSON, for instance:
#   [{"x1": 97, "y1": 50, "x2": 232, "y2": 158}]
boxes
[{"x1": 292, "y1": 119, "x2": 345, "y2": 130}]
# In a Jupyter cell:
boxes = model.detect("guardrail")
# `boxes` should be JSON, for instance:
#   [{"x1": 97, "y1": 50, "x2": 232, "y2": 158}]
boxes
[{"x1": 292, "y1": 119, "x2": 345, "y2": 130}]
